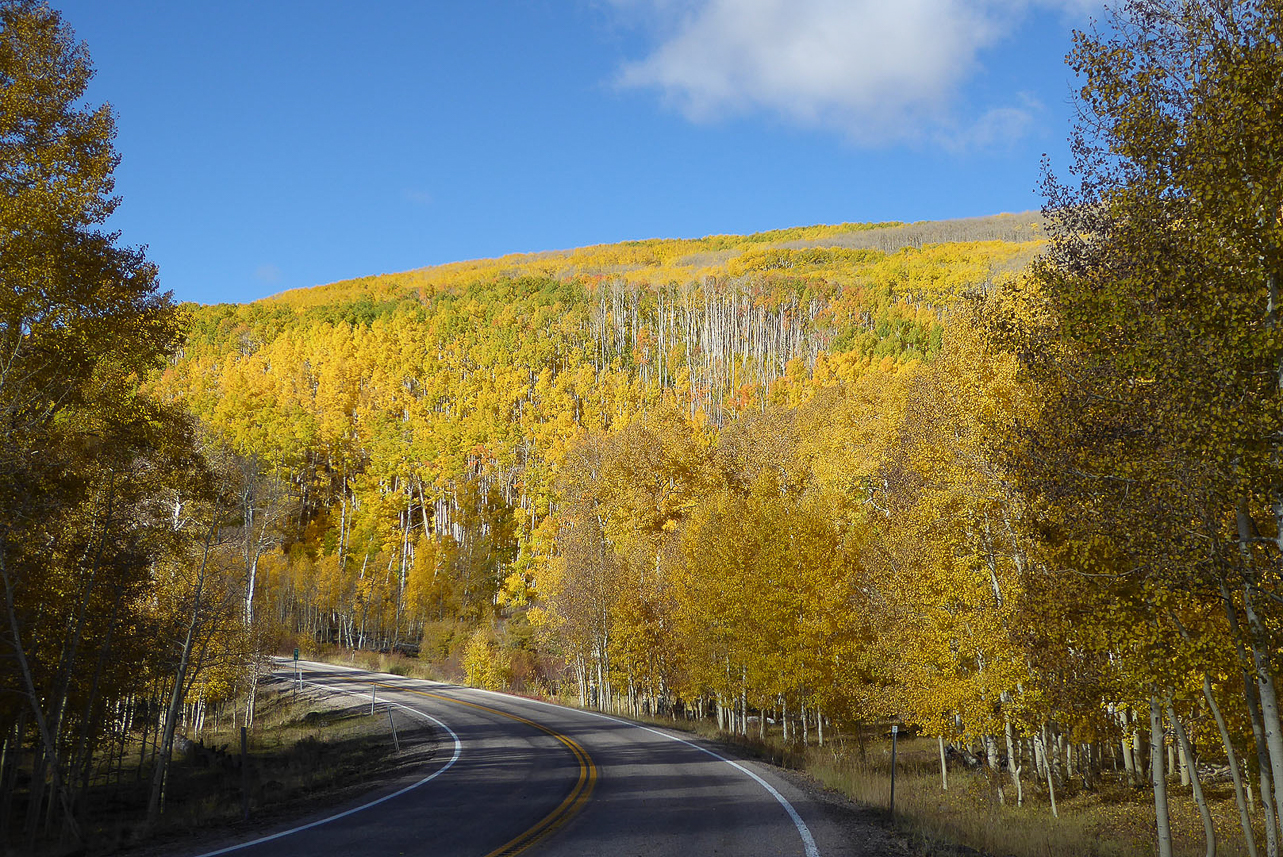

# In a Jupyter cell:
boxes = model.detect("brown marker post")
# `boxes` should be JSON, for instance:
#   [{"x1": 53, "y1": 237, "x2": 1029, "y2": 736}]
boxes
[
  {"x1": 240, "y1": 726, "x2": 249, "y2": 821},
  {"x1": 889, "y1": 724, "x2": 899, "y2": 816}
]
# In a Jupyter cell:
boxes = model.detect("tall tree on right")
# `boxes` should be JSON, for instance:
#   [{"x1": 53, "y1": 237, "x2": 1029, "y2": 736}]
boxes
[{"x1": 1011, "y1": 2, "x2": 1283, "y2": 854}]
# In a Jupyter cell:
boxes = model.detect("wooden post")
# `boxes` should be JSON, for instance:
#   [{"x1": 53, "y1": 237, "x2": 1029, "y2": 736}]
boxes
[
  {"x1": 240, "y1": 726, "x2": 249, "y2": 821},
  {"x1": 890, "y1": 724, "x2": 899, "y2": 816},
  {"x1": 371, "y1": 686, "x2": 376, "y2": 715}
]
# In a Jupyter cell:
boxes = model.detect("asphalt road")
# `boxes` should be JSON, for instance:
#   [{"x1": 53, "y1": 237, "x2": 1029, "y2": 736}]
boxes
[{"x1": 182, "y1": 660, "x2": 861, "y2": 857}]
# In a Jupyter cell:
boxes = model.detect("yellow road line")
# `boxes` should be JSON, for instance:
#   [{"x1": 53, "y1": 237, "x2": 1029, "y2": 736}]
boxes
[{"x1": 370, "y1": 681, "x2": 597, "y2": 857}]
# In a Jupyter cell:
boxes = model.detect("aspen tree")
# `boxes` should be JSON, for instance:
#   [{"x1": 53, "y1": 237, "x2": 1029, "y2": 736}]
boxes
[
  {"x1": 1020, "y1": 2, "x2": 1283, "y2": 838},
  {"x1": 0, "y1": 1, "x2": 199, "y2": 843}
]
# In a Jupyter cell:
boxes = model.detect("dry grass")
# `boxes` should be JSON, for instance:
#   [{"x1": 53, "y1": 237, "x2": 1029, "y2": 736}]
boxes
[
  {"x1": 82, "y1": 676, "x2": 427, "y2": 856},
  {"x1": 547, "y1": 706, "x2": 1259, "y2": 857},
  {"x1": 316, "y1": 646, "x2": 452, "y2": 682},
  {"x1": 794, "y1": 735, "x2": 1261, "y2": 857}
]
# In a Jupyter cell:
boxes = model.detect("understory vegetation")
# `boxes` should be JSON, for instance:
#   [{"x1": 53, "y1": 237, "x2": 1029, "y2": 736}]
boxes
[{"x1": 79, "y1": 677, "x2": 417, "y2": 855}]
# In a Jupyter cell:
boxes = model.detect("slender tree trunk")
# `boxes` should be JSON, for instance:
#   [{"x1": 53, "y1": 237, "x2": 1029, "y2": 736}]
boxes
[
  {"x1": 70, "y1": 588, "x2": 123, "y2": 824},
  {"x1": 0, "y1": 549, "x2": 80, "y2": 844},
  {"x1": 1244, "y1": 580, "x2": 1283, "y2": 836},
  {"x1": 1236, "y1": 505, "x2": 1283, "y2": 838},
  {"x1": 1203, "y1": 673, "x2": 1259, "y2": 857},
  {"x1": 939, "y1": 735, "x2": 949, "y2": 791},
  {"x1": 984, "y1": 733, "x2": 999, "y2": 773},
  {"x1": 147, "y1": 521, "x2": 218, "y2": 825},
  {"x1": 0, "y1": 712, "x2": 24, "y2": 841},
  {"x1": 1166, "y1": 702, "x2": 1215, "y2": 857},
  {"x1": 1151, "y1": 697, "x2": 1173, "y2": 857},
  {"x1": 1225, "y1": 581, "x2": 1280, "y2": 855},
  {"x1": 1122, "y1": 732, "x2": 1137, "y2": 784},
  {"x1": 1005, "y1": 717, "x2": 1023, "y2": 806},
  {"x1": 1041, "y1": 726, "x2": 1058, "y2": 818}
]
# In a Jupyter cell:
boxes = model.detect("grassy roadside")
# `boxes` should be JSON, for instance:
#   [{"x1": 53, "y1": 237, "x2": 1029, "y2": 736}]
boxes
[
  {"x1": 303, "y1": 648, "x2": 1260, "y2": 857},
  {"x1": 613, "y1": 718, "x2": 1261, "y2": 857},
  {"x1": 578, "y1": 710, "x2": 1260, "y2": 857},
  {"x1": 601, "y1": 712, "x2": 1258, "y2": 857},
  {"x1": 85, "y1": 675, "x2": 432, "y2": 856}
]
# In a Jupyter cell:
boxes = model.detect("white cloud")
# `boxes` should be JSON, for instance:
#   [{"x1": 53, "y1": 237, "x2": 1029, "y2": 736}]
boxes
[{"x1": 614, "y1": 0, "x2": 1097, "y2": 147}]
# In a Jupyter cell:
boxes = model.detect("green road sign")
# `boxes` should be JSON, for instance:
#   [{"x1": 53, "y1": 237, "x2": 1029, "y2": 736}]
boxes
[{"x1": 293, "y1": 647, "x2": 299, "y2": 661}]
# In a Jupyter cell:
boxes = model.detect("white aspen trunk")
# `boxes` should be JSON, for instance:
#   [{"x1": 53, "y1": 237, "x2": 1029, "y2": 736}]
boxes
[
  {"x1": 1041, "y1": 727, "x2": 1057, "y2": 818},
  {"x1": 1226, "y1": 585, "x2": 1279, "y2": 857},
  {"x1": 1203, "y1": 671, "x2": 1256, "y2": 857},
  {"x1": 148, "y1": 521, "x2": 219, "y2": 825},
  {"x1": 817, "y1": 708, "x2": 823, "y2": 747},
  {"x1": 1151, "y1": 697, "x2": 1174, "y2": 857},
  {"x1": 1235, "y1": 509, "x2": 1283, "y2": 844},
  {"x1": 1121, "y1": 734, "x2": 1137, "y2": 783},
  {"x1": 1244, "y1": 582, "x2": 1283, "y2": 837},
  {"x1": 1167, "y1": 702, "x2": 1215, "y2": 857},
  {"x1": 984, "y1": 733, "x2": 999, "y2": 773},
  {"x1": 394, "y1": 503, "x2": 410, "y2": 648},
  {"x1": 1005, "y1": 717, "x2": 1023, "y2": 806},
  {"x1": 246, "y1": 668, "x2": 260, "y2": 731},
  {"x1": 939, "y1": 736, "x2": 949, "y2": 791},
  {"x1": 245, "y1": 551, "x2": 259, "y2": 627},
  {"x1": 338, "y1": 490, "x2": 348, "y2": 568},
  {"x1": 740, "y1": 671, "x2": 747, "y2": 738}
]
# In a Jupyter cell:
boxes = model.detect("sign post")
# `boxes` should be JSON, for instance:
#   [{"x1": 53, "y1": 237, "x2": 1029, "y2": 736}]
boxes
[
  {"x1": 890, "y1": 724, "x2": 899, "y2": 816},
  {"x1": 240, "y1": 726, "x2": 249, "y2": 821}
]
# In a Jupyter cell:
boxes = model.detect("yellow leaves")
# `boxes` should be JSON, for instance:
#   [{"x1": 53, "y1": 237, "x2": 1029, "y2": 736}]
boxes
[{"x1": 463, "y1": 626, "x2": 511, "y2": 690}]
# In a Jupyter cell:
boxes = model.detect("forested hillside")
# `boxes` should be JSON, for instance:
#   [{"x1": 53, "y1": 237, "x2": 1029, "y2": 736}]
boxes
[{"x1": 159, "y1": 217, "x2": 1039, "y2": 683}]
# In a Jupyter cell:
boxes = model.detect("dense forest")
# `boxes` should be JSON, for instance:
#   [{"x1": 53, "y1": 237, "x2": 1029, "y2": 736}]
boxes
[{"x1": 4, "y1": 1, "x2": 1283, "y2": 855}]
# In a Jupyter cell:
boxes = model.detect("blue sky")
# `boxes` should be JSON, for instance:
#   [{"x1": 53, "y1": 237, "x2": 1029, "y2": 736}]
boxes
[{"x1": 54, "y1": 1, "x2": 1101, "y2": 305}]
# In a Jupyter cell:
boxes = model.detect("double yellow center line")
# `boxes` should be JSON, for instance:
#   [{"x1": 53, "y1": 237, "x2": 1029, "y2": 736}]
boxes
[{"x1": 372, "y1": 681, "x2": 597, "y2": 857}]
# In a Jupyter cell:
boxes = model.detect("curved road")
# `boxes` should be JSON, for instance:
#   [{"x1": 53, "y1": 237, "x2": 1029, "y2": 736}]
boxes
[{"x1": 183, "y1": 660, "x2": 859, "y2": 857}]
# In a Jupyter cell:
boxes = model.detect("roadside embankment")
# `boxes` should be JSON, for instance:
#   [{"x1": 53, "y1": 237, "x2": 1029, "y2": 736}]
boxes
[{"x1": 85, "y1": 673, "x2": 435, "y2": 856}]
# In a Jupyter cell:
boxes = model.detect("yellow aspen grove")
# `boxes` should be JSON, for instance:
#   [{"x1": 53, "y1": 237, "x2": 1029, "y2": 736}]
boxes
[{"x1": 17, "y1": 9, "x2": 1283, "y2": 856}]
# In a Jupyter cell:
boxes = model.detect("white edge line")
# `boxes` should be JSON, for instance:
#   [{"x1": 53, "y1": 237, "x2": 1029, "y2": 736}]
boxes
[
  {"x1": 188, "y1": 669, "x2": 462, "y2": 857},
  {"x1": 435, "y1": 682, "x2": 821, "y2": 857},
  {"x1": 265, "y1": 663, "x2": 820, "y2": 857}
]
